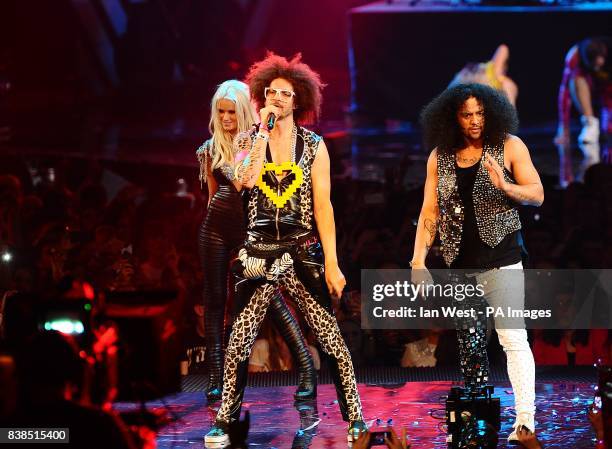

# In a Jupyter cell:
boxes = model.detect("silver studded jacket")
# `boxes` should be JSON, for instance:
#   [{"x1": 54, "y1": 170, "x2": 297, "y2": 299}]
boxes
[{"x1": 436, "y1": 143, "x2": 522, "y2": 267}]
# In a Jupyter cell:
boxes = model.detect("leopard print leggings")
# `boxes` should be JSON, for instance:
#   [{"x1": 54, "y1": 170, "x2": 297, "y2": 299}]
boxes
[{"x1": 215, "y1": 243, "x2": 363, "y2": 424}]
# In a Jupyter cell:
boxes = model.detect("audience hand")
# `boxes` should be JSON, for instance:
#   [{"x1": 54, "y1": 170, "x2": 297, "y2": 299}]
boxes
[
  {"x1": 588, "y1": 401, "x2": 605, "y2": 441},
  {"x1": 352, "y1": 427, "x2": 411, "y2": 449},
  {"x1": 352, "y1": 429, "x2": 370, "y2": 449},
  {"x1": 384, "y1": 427, "x2": 411, "y2": 449},
  {"x1": 517, "y1": 426, "x2": 543, "y2": 449}
]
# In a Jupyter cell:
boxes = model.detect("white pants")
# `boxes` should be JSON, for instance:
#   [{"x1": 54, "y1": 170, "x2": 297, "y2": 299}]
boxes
[{"x1": 471, "y1": 261, "x2": 536, "y2": 417}]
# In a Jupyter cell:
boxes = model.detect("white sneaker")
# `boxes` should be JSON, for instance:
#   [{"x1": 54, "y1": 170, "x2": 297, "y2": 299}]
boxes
[
  {"x1": 347, "y1": 420, "x2": 368, "y2": 443},
  {"x1": 204, "y1": 422, "x2": 230, "y2": 448},
  {"x1": 508, "y1": 412, "x2": 535, "y2": 444},
  {"x1": 578, "y1": 115, "x2": 600, "y2": 143}
]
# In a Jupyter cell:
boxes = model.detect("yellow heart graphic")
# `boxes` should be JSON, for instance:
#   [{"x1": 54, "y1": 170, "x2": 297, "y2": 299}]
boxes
[{"x1": 256, "y1": 162, "x2": 303, "y2": 209}]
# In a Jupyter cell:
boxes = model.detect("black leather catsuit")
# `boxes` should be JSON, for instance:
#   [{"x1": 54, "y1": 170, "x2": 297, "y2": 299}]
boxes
[{"x1": 197, "y1": 140, "x2": 314, "y2": 401}]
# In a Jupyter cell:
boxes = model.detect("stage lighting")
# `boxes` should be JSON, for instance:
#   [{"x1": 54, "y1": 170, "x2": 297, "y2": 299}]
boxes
[
  {"x1": 39, "y1": 297, "x2": 93, "y2": 346},
  {"x1": 43, "y1": 318, "x2": 85, "y2": 335}
]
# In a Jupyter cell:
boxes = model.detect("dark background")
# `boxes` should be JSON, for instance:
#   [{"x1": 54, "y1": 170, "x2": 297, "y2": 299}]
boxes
[{"x1": 349, "y1": 3, "x2": 612, "y2": 123}]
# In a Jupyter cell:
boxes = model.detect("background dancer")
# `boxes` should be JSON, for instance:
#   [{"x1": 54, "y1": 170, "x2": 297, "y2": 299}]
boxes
[
  {"x1": 555, "y1": 37, "x2": 611, "y2": 186},
  {"x1": 555, "y1": 37, "x2": 611, "y2": 146},
  {"x1": 448, "y1": 44, "x2": 519, "y2": 107}
]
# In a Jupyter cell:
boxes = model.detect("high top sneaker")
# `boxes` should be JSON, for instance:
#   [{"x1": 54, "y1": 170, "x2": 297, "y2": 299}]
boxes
[
  {"x1": 508, "y1": 412, "x2": 535, "y2": 445},
  {"x1": 578, "y1": 115, "x2": 600, "y2": 144},
  {"x1": 204, "y1": 421, "x2": 230, "y2": 448},
  {"x1": 347, "y1": 420, "x2": 368, "y2": 443}
]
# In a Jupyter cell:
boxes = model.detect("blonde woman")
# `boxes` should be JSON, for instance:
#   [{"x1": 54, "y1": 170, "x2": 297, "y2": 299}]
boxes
[{"x1": 197, "y1": 80, "x2": 314, "y2": 403}]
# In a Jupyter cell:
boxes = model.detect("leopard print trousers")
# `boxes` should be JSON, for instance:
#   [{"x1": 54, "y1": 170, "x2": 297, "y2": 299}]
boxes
[{"x1": 215, "y1": 263, "x2": 363, "y2": 424}]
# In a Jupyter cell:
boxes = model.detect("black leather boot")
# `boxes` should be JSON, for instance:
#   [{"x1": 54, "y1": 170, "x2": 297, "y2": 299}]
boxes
[
  {"x1": 205, "y1": 308, "x2": 224, "y2": 403},
  {"x1": 292, "y1": 399, "x2": 319, "y2": 448},
  {"x1": 269, "y1": 292, "x2": 317, "y2": 400}
]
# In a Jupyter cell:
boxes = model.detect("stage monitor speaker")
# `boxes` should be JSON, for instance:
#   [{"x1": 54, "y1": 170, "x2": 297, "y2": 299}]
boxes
[{"x1": 446, "y1": 385, "x2": 500, "y2": 448}]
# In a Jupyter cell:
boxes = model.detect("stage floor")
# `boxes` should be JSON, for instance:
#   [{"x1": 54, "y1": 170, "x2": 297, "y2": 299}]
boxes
[{"x1": 129, "y1": 380, "x2": 597, "y2": 448}]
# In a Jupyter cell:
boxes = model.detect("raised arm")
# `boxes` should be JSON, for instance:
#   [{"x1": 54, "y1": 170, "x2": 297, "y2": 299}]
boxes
[
  {"x1": 235, "y1": 130, "x2": 268, "y2": 189},
  {"x1": 410, "y1": 150, "x2": 439, "y2": 268},
  {"x1": 235, "y1": 105, "x2": 280, "y2": 188},
  {"x1": 311, "y1": 138, "x2": 345, "y2": 299},
  {"x1": 556, "y1": 45, "x2": 579, "y2": 144},
  {"x1": 491, "y1": 44, "x2": 510, "y2": 79}
]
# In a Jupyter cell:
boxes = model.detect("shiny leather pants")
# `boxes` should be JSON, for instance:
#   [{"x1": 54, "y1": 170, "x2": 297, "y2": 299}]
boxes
[
  {"x1": 449, "y1": 272, "x2": 490, "y2": 387},
  {"x1": 199, "y1": 187, "x2": 313, "y2": 398},
  {"x1": 215, "y1": 240, "x2": 363, "y2": 424}
]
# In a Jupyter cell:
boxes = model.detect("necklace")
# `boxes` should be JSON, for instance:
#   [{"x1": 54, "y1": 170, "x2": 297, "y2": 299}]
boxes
[
  {"x1": 268, "y1": 124, "x2": 298, "y2": 163},
  {"x1": 455, "y1": 149, "x2": 482, "y2": 165},
  {"x1": 290, "y1": 124, "x2": 297, "y2": 163},
  {"x1": 456, "y1": 155, "x2": 479, "y2": 164}
]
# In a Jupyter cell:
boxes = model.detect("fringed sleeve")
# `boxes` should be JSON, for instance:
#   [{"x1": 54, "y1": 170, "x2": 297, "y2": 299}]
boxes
[{"x1": 196, "y1": 140, "x2": 211, "y2": 188}]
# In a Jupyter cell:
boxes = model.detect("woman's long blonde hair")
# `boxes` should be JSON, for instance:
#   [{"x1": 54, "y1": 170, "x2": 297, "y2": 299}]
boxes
[{"x1": 208, "y1": 80, "x2": 257, "y2": 170}]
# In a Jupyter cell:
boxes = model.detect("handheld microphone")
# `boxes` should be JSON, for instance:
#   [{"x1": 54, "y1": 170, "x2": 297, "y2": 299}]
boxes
[{"x1": 266, "y1": 113, "x2": 276, "y2": 131}]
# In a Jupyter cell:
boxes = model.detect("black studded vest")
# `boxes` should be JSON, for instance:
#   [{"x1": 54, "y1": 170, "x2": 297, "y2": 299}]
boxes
[
  {"x1": 246, "y1": 126, "x2": 321, "y2": 242},
  {"x1": 436, "y1": 143, "x2": 522, "y2": 267}
]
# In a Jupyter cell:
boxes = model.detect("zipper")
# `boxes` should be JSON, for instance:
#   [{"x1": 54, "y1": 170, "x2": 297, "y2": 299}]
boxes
[
  {"x1": 301, "y1": 260, "x2": 323, "y2": 268},
  {"x1": 275, "y1": 184, "x2": 280, "y2": 240},
  {"x1": 234, "y1": 278, "x2": 248, "y2": 292}
]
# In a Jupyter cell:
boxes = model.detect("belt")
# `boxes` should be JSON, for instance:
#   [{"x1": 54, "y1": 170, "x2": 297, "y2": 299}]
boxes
[{"x1": 245, "y1": 233, "x2": 319, "y2": 258}]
